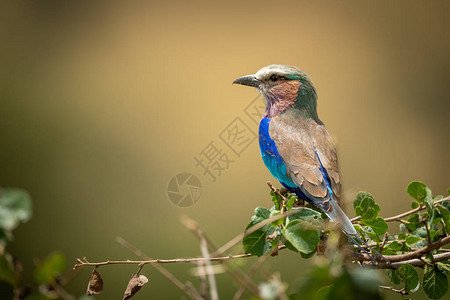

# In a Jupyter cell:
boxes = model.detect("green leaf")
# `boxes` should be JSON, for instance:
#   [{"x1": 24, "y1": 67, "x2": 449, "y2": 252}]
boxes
[
  {"x1": 436, "y1": 262, "x2": 450, "y2": 273},
  {"x1": 411, "y1": 201, "x2": 419, "y2": 209},
  {"x1": 406, "y1": 214, "x2": 421, "y2": 232},
  {"x1": 300, "y1": 250, "x2": 317, "y2": 259},
  {"x1": 281, "y1": 219, "x2": 320, "y2": 254},
  {"x1": 353, "y1": 192, "x2": 373, "y2": 209},
  {"x1": 0, "y1": 188, "x2": 32, "y2": 232},
  {"x1": 387, "y1": 240, "x2": 404, "y2": 251},
  {"x1": 270, "y1": 210, "x2": 283, "y2": 226},
  {"x1": 425, "y1": 200, "x2": 438, "y2": 218},
  {"x1": 286, "y1": 195, "x2": 296, "y2": 210},
  {"x1": 429, "y1": 209, "x2": 442, "y2": 226},
  {"x1": 399, "y1": 223, "x2": 407, "y2": 234},
  {"x1": 252, "y1": 207, "x2": 270, "y2": 223},
  {"x1": 34, "y1": 252, "x2": 66, "y2": 285},
  {"x1": 0, "y1": 253, "x2": 19, "y2": 287},
  {"x1": 398, "y1": 264, "x2": 419, "y2": 292},
  {"x1": 243, "y1": 227, "x2": 274, "y2": 256},
  {"x1": 423, "y1": 266, "x2": 448, "y2": 299},
  {"x1": 288, "y1": 207, "x2": 322, "y2": 224},
  {"x1": 407, "y1": 181, "x2": 432, "y2": 204},
  {"x1": 355, "y1": 195, "x2": 380, "y2": 221},
  {"x1": 405, "y1": 235, "x2": 423, "y2": 247},
  {"x1": 437, "y1": 205, "x2": 450, "y2": 233},
  {"x1": 243, "y1": 207, "x2": 277, "y2": 256},
  {"x1": 398, "y1": 232, "x2": 407, "y2": 240},
  {"x1": 382, "y1": 248, "x2": 393, "y2": 255},
  {"x1": 411, "y1": 227, "x2": 428, "y2": 249},
  {"x1": 430, "y1": 229, "x2": 439, "y2": 240},
  {"x1": 361, "y1": 217, "x2": 388, "y2": 235},
  {"x1": 443, "y1": 200, "x2": 450, "y2": 211},
  {"x1": 387, "y1": 269, "x2": 402, "y2": 285},
  {"x1": 363, "y1": 226, "x2": 382, "y2": 243}
]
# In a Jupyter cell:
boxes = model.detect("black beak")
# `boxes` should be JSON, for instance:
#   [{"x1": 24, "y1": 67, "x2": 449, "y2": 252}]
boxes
[{"x1": 232, "y1": 75, "x2": 261, "y2": 87}]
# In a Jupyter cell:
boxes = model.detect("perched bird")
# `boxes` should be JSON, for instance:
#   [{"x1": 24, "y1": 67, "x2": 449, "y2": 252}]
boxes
[{"x1": 233, "y1": 65, "x2": 380, "y2": 261}]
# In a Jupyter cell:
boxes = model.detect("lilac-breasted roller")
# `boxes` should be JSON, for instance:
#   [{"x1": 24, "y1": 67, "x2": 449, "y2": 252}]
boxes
[{"x1": 233, "y1": 65, "x2": 367, "y2": 247}]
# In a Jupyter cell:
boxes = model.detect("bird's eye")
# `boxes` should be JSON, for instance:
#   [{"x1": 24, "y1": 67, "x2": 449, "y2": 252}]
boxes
[{"x1": 270, "y1": 74, "x2": 279, "y2": 82}]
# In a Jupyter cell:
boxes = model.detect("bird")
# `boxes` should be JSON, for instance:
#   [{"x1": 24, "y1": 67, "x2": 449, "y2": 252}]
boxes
[{"x1": 233, "y1": 64, "x2": 382, "y2": 262}]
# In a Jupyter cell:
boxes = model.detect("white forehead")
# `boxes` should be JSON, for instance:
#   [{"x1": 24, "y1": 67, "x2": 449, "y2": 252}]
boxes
[{"x1": 255, "y1": 64, "x2": 303, "y2": 80}]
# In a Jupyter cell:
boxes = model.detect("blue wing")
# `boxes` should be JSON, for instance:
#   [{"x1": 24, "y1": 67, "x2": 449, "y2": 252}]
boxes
[
  {"x1": 258, "y1": 117, "x2": 356, "y2": 235},
  {"x1": 259, "y1": 117, "x2": 336, "y2": 201}
]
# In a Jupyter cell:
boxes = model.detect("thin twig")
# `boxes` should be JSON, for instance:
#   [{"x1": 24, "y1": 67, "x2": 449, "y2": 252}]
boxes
[
  {"x1": 212, "y1": 207, "x2": 298, "y2": 256},
  {"x1": 185, "y1": 282, "x2": 204, "y2": 300},
  {"x1": 74, "y1": 254, "x2": 252, "y2": 269},
  {"x1": 198, "y1": 228, "x2": 219, "y2": 300},
  {"x1": 353, "y1": 239, "x2": 405, "y2": 250},
  {"x1": 424, "y1": 219, "x2": 432, "y2": 244},
  {"x1": 351, "y1": 235, "x2": 450, "y2": 265},
  {"x1": 51, "y1": 282, "x2": 75, "y2": 300},
  {"x1": 181, "y1": 216, "x2": 260, "y2": 296},
  {"x1": 351, "y1": 196, "x2": 450, "y2": 223},
  {"x1": 197, "y1": 259, "x2": 208, "y2": 299},
  {"x1": 379, "y1": 233, "x2": 389, "y2": 253},
  {"x1": 379, "y1": 285, "x2": 407, "y2": 295},
  {"x1": 115, "y1": 237, "x2": 202, "y2": 300},
  {"x1": 233, "y1": 255, "x2": 269, "y2": 300},
  {"x1": 383, "y1": 252, "x2": 450, "y2": 269},
  {"x1": 74, "y1": 241, "x2": 450, "y2": 273},
  {"x1": 267, "y1": 181, "x2": 288, "y2": 204}
]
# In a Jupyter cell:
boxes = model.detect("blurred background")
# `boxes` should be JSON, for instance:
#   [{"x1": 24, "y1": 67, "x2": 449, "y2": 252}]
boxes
[{"x1": 0, "y1": 0, "x2": 449, "y2": 299}]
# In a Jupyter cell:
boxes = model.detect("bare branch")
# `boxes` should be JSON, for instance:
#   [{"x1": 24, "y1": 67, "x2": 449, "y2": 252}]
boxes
[{"x1": 73, "y1": 253, "x2": 252, "y2": 269}]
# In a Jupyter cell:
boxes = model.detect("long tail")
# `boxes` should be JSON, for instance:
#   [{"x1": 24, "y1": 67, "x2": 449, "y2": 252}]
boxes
[
  {"x1": 316, "y1": 197, "x2": 356, "y2": 235},
  {"x1": 316, "y1": 197, "x2": 389, "y2": 264}
]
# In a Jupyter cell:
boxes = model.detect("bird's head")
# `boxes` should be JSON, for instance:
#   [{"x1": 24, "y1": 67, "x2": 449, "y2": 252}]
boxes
[{"x1": 233, "y1": 64, "x2": 318, "y2": 119}]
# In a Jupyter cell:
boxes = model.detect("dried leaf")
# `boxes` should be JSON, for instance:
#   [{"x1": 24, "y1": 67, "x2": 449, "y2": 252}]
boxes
[
  {"x1": 123, "y1": 274, "x2": 148, "y2": 300},
  {"x1": 86, "y1": 270, "x2": 103, "y2": 295}
]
